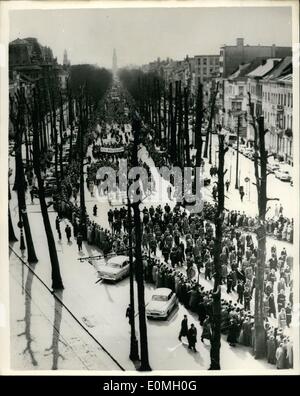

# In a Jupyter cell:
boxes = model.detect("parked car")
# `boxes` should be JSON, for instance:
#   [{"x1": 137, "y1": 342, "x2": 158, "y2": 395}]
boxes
[
  {"x1": 274, "y1": 169, "x2": 292, "y2": 182},
  {"x1": 267, "y1": 163, "x2": 280, "y2": 173},
  {"x1": 239, "y1": 145, "x2": 247, "y2": 155},
  {"x1": 244, "y1": 148, "x2": 254, "y2": 158},
  {"x1": 97, "y1": 255, "x2": 130, "y2": 282},
  {"x1": 146, "y1": 288, "x2": 178, "y2": 319}
]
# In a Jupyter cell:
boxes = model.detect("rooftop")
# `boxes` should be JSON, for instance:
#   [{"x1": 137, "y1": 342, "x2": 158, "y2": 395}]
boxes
[{"x1": 247, "y1": 58, "x2": 281, "y2": 78}]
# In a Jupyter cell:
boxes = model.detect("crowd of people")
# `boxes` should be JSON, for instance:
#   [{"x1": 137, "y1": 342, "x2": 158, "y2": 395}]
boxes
[{"x1": 46, "y1": 82, "x2": 294, "y2": 370}]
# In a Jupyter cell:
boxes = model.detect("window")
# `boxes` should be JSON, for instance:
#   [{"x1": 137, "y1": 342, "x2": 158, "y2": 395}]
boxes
[
  {"x1": 239, "y1": 86, "x2": 244, "y2": 96},
  {"x1": 291, "y1": 94, "x2": 293, "y2": 107},
  {"x1": 203, "y1": 58, "x2": 207, "y2": 65},
  {"x1": 268, "y1": 92, "x2": 270, "y2": 102},
  {"x1": 284, "y1": 94, "x2": 286, "y2": 106}
]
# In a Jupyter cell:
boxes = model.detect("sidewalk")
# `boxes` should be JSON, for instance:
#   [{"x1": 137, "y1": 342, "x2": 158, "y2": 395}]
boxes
[{"x1": 9, "y1": 249, "x2": 121, "y2": 371}]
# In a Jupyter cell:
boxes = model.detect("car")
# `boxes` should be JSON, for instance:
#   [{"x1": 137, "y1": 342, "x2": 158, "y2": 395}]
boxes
[
  {"x1": 239, "y1": 145, "x2": 247, "y2": 155},
  {"x1": 146, "y1": 288, "x2": 178, "y2": 319},
  {"x1": 267, "y1": 163, "x2": 280, "y2": 173},
  {"x1": 97, "y1": 255, "x2": 130, "y2": 282},
  {"x1": 274, "y1": 169, "x2": 292, "y2": 182},
  {"x1": 244, "y1": 148, "x2": 254, "y2": 159}
]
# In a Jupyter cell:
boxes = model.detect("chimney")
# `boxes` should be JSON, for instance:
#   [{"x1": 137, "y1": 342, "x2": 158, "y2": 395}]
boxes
[{"x1": 237, "y1": 38, "x2": 244, "y2": 47}]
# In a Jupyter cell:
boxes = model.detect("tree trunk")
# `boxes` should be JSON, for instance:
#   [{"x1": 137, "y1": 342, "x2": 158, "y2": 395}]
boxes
[
  {"x1": 203, "y1": 82, "x2": 219, "y2": 159},
  {"x1": 254, "y1": 116, "x2": 267, "y2": 359},
  {"x1": 9, "y1": 206, "x2": 18, "y2": 242},
  {"x1": 247, "y1": 93, "x2": 267, "y2": 359},
  {"x1": 13, "y1": 92, "x2": 38, "y2": 264},
  {"x1": 132, "y1": 113, "x2": 151, "y2": 371},
  {"x1": 32, "y1": 89, "x2": 64, "y2": 291},
  {"x1": 209, "y1": 133, "x2": 227, "y2": 370},
  {"x1": 195, "y1": 83, "x2": 203, "y2": 168},
  {"x1": 79, "y1": 96, "x2": 87, "y2": 240},
  {"x1": 184, "y1": 87, "x2": 190, "y2": 166}
]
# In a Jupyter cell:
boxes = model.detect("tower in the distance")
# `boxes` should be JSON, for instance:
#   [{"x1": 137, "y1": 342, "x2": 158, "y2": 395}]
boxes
[
  {"x1": 63, "y1": 49, "x2": 70, "y2": 67},
  {"x1": 112, "y1": 48, "x2": 117, "y2": 77}
]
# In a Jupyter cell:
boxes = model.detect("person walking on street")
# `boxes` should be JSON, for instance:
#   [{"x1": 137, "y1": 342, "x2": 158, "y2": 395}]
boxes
[
  {"x1": 65, "y1": 224, "x2": 72, "y2": 243},
  {"x1": 55, "y1": 216, "x2": 61, "y2": 240},
  {"x1": 239, "y1": 186, "x2": 245, "y2": 202},
  {"x1": 225, "y1": 180, "x2": 230, "y2": 192},
  {"x1": 30, "y1": 188, "x2": 34, "y2": 204},
  {"x1": 93, "y1": 204, "x2": 97, "y2": 216},
  {"x1": 77, "y1": 233, "x2": 83, "y2": 251},
  {"x1": 126, "y1": 304, "x2": 132, "y2": 325},
  {"x1": 178, "y1": 315, "x2": 188, "y2": 342},
  {"x1": 201, "y1": 315, "x2": 212, "y2": 343},
  {"x1": 187, "y1": 323, "x2": 197, "y2": 352}
]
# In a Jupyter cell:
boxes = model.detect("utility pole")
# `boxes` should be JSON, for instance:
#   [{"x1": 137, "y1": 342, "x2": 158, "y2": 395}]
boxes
[
  {"x1": 235, "y1": 114, "x2": 241, "y2": 189},
  {"x1": 131, "y1": 112, "x2": 151, "y2": 371},
  {"x1": 209, "y1": 132, "x2": 228, "y2": 370}
]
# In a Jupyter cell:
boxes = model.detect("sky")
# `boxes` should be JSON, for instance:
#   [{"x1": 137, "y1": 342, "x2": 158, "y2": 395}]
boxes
[{"x1": 9, "y1": 6, "x2": 292, "y2": 69}]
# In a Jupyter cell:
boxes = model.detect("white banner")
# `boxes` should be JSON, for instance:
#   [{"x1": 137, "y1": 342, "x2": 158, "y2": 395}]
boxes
[{"x1": 99, "y1": 147, "x2": 125, "y2": 154}]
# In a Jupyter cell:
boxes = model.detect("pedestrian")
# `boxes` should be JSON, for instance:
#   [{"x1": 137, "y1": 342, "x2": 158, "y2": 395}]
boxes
[
  {"x1": 225, "y1": 180, "x2": 230, "y2": 192},
  {"x1": 126, "y1": 304, "x2": 132, "y2": 325},
  {"x1": 30, "y1": 188, "x2": 34, "y2": 204},
  {"x1": 278, "y1": 308, "x2": 287, "y2": 330},
  {"x1": 239, "y1": 186, "x2": 245, "y2": 202},
  {"x1": 286, "y1": 303, "x2": 292, "y2": 328},
  {"x1": 227, "y1": 318, "x2": 239, "y2": 347},
  {"x1": 93, "y1": 204, "x2": 97, "y2": 216},
  {"x1": 178, "y1": 314, "x2": 188, "y2": 341},
  {"x1": 276, "y1": 343, "x2": 286, "y2": 369},
  {"x1": 77, "y1": 233, "x2": 83, "y2": 251},
  {"x1": 237, "y1": 280, "x2": 244, "y2": 304},
  {"x1": 201, "y1": 315, "x2": 212, "y2": 343},
  {"x1": 187, "y1": 323, "x2": 197, "y2": 352},
  {"x1": 65, "y1": 224, "x2": 72, "y2": 243},
  {"x1": 55, "y1": 216, "x2": 61, "y2": 240}
]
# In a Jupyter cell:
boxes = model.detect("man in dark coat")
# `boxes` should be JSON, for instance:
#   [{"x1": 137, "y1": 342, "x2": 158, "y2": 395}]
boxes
[
  {"x1": 65, "y1": 224, "x2": 72, "y2": 243},
  {"x1": 227, "y1": 318, "x2": 239, "y2": 347},
  {"x1": 187, "y1": 324, "x2": 197, "y2": 352},
  {"x1": 178, "y1": 315, "x2": 188, "y2": 341},
  {"x1": 77, "y1": 233, "x2": 83, "y2": 251}
]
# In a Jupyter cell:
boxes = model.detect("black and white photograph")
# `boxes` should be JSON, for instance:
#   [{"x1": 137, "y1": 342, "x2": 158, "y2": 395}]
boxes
[{"x1": 0, "y1": 0, "x2": 299, "y2": 375}]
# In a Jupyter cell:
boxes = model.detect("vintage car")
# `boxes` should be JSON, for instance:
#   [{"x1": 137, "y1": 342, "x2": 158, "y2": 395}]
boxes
[
  {"x1": 275, "y1": 169, "x2": 292, "y2": 182},
  {"x1": 97, "y1": 255, "x2": 130, "y2": 282},
  {"x1": 146, "y1": 288, "x2": 178, "y2": 319}
]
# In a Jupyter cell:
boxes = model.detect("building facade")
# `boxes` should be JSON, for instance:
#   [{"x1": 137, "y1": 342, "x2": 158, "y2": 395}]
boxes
[
  {"x1": 219, "y1": 37, "x2": 292, "y2": 78},
  {"x1": 262, "y1": 73, "x2": 293, "y2": 164}
]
